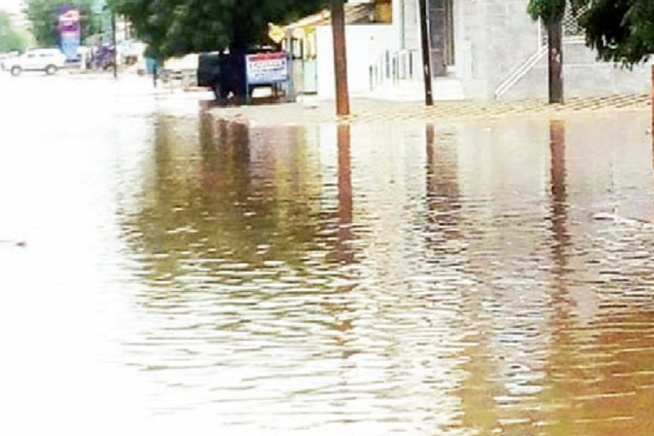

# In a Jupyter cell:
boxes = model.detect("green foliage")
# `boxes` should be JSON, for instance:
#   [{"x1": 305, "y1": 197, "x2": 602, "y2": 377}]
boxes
[
  {"x1": 577, "y1": 0, "x2": 654, "y2": 65},
  {"x1": 0, "y1": 10, "x2": 28, "y2": 51},
  {"x1": 24, "y1": 0, "x2": 101, "y2": 47},
  {"x1": 528, "y1": 0, "x2": 654, "y2": 64},
  {"x1": 527, "y1": 0, "x2": 567, "y2": 22},
  {"x1": 113, "y1": 0, "x2": 327, "y2": 58}
]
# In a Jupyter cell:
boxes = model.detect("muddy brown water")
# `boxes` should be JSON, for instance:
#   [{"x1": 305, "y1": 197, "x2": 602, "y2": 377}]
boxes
[{"x1": 1, "y1": 75, "x2": 653, "y2": 435}]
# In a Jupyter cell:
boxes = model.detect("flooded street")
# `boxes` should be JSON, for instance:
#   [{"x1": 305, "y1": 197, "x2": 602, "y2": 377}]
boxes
[{"x1": 1, "y1": 74, "x2": 653, "y2": 436}]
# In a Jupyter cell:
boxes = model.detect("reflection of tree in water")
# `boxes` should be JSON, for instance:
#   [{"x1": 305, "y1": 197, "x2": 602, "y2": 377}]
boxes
[
  {"x1": 118, "y1": 115, "x2": 363, "y2": 378},
  {"x1": 548, "y1": 119, "x2": 569, "y2": 278},
  {"x1": 119, "y1": 114, "x2": 338, "y2": 290},
  {"x1": 425, "y1": 122, "x2": 461, "y2": 243}
]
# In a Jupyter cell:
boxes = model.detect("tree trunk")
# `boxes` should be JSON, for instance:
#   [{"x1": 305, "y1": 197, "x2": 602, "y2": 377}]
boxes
[
  {"x1": 548, "y1": 18, "x2": 563, "y2": 104},
  {"x1": 227, "y1": 42, "x2": 248, "y2": 103}
]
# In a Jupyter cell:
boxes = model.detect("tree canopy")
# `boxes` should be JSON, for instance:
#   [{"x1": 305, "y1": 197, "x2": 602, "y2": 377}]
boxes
[
  {"x1": 24, "y1": 0, "x2": 101, "y2": 47},
  {"x1": 528, "y1": 0, "x2": 654, "y2": 65},
  {"x1": 527, "y1": 0, "x2": 568, "y2": 22},
  {"x1": 0, "y1": 10, "x2": 28, "y2": 52},
  {"x1": 113, "y1": 0, "x2": 327, "y2": 58},
  {"x1": 577, "y1": 0, "x2": 654, "y2": 65}
]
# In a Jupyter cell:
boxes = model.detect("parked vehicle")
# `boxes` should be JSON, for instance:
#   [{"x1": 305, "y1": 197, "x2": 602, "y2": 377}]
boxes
[
  {"x1": 92, "y1": 45, "x2": 115, "y2": 70},
  {"x1": 5, "y1": 49, "x2": 67, "y2": 76},
  {"x1": 197, "y1": 46, "x2": 276, "y2": 102},
  {"x1": 163, "y1": 53, "x2": 198, "y2": 83},
  {"x1": 197, "y1": 52, "x2": 233, "y2": 101},
  {"x1": 0, "y1": 51, "x2": 20, "y2": 71}
]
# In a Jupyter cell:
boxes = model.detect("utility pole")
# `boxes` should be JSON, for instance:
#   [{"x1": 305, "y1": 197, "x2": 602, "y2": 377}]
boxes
[
  {"x1": 418, "y1": 0, "x2": 433, "y2": 106},
  {"x1": 286, "y1": 30, "x2": 295, "y2": 101},
  {"x1": 331, "y1": 0, "x2": 350, "y2": 116}
]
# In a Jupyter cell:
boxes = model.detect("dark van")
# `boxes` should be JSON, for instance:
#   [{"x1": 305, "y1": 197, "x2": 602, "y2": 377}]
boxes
[{"x1": 197, "y1": 52, "x2": 242, "y2": 102}]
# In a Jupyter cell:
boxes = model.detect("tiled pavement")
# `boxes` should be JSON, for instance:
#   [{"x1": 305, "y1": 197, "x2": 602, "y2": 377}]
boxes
[{"x1": 209, "y1": 93, "x2": 652, "y2": 126}]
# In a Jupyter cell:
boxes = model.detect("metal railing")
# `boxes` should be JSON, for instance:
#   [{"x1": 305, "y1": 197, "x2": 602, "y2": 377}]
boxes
[
  {"x1": 495, "y1": 7, "x2": 589, "y2": 100},
  {"x1": 494, "y1": 43, "x2": 548, "y2": 100},
  {"x1": 369, "y1": 48, "x2": 419, "y2": 91}
]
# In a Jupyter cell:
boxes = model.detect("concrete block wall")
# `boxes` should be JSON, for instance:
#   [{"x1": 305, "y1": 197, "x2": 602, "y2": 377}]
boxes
[
  {"x1": 316, "y1": 24, "x2": 394, "y2": 99},
  {"x1": 456, "y1": 0, "x2": 541, "y2": 99},
  {"x1": 502, "y1": 40, "x2": 652, "y2": 100},
  {"x1": 337, "y1": 0, "x2": 651, "y2": 101},
  {"x1": 401, "y1": 0, "x2": 420, "y2": 52}
]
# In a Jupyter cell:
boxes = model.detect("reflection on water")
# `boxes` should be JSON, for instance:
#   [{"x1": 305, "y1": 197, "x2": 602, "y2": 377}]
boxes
[{"x1": 112, "y1": 112, "x2": 654, "y2": 435}]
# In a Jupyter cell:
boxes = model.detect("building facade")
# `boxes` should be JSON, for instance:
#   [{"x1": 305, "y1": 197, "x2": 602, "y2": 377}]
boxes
[
  {"x1": 390, "y1": 0, "x2": 652, "y2": 100},
  {"x1": 311, "y1": 0, "x2": 652, "y2": 101}
]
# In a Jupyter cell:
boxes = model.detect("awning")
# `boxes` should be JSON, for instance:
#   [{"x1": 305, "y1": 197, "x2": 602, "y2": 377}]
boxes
[{"x1": 282, "y1": 3, "x2": 376, "y2": 37}]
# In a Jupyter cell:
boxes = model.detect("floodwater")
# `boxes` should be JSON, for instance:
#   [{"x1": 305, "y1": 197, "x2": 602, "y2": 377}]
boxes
[{"x1": 1, "y1": 74, "x2": 654, "y2": 436}]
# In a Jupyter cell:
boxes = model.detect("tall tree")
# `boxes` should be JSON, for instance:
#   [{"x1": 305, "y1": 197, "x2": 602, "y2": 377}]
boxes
[
  {"x1": 113, "y1": 0, "x2": 326, "y2": 97},
  {"x1": 576, "y1": 0, "x2": 654, "y2": 65},
  {"x1": 24, "y1": 0, "x2": 100, "y2": 47},
  {"x1": 528, "y1": 0, "x2": 568, "y2": 103},
  {"x1": 0, "y1": 10, "x2": 27, "y2": 52},
  {"x1": 113, "y1": 0, "x2": 327, "y2": 58}
]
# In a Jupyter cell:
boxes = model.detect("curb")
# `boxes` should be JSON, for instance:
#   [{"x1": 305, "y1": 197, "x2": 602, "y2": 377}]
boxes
[{"x1": 207, "y1": 94, "x2": 651, "y2": 127}]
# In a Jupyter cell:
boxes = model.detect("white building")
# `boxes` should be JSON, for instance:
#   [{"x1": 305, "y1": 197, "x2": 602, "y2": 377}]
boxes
[{"x1": 305, "y1": 0, "x2": 651, "y2": 101}]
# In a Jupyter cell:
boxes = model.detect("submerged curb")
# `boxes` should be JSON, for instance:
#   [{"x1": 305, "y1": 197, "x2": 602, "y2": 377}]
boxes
[{"x1": 207, "y1": 94, "x2": 651, "y2": 127}]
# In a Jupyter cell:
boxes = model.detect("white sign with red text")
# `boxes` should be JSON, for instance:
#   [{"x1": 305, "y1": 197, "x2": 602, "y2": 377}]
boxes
[{"x1": 246, "y1": 52, "x2": 289, "y2": 85}]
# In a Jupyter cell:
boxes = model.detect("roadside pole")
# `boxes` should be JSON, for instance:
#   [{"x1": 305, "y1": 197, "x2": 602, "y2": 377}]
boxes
[
  {"x1": 112, "y1": 12, "x2": 117, "y2": 79},
  {"x1": 418, "y1": 0, "x2": 433, "y2": 106},
  {"x1": 651, "y1": 65, "x2": 654, "y2": 132},
  {"x1": 287, "y1": 30, "x2": 295, "y2": 102},
  {"x1": 331, "y1": 0, "x2": 350, "y2": 116}
]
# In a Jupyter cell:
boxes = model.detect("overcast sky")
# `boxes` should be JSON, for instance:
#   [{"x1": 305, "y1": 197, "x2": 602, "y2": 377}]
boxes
[{"x1": 0, "y1": 0, "x2": 20, "y2": 13}]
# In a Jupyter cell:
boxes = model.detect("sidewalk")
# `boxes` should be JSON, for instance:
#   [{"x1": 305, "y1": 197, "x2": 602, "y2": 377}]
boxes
[{"x1": 208, "y1": 93, "x2": 651, "y2": 126}]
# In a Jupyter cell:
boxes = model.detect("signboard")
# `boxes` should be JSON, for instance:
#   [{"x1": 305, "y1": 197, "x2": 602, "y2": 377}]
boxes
[
  {"x1": 245, "y1": 52, "x2": 289, "y2": 85},
  {"x1": 59, "y1": 9, "x2": 80, "y2": 61}
]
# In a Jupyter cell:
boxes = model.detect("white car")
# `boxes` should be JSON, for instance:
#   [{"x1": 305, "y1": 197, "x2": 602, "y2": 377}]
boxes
[
  {"x1": 6, "y1": 49, "x2": 67, "y2": 76},
  {"x1": 0, "y1": 51, "x2": 18, "y2": 70}
]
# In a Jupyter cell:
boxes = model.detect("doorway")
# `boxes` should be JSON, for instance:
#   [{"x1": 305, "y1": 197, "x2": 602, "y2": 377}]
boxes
[{"x1": 429, "y1": 0, "x2": 455, "y2": 76}]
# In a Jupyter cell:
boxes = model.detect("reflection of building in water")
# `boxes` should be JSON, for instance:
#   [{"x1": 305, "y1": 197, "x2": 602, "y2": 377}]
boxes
[
  {"x1": 564, "y1": 114, "x2": 654, "y2": 223},
  {"x1": 121, "y1": 116, "x2": 334, "y2": 294},
  {"x1": 453, "y1": 115, "x2": 654, "y2": 435},
  {"x1": 536, "y1": 115, "x2": 654, "y2": 435},
  {"x1": 116, "y1": 114, "x2": 654, "y2": 432},
  {"x1": 447, "y1": 120, "x2": 551, "y2": 435}
]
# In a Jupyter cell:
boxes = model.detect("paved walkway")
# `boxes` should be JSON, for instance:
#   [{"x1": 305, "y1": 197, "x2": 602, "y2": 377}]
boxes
[{"x1": 208, "y1": 93, "x2": 652, "y2": 126}]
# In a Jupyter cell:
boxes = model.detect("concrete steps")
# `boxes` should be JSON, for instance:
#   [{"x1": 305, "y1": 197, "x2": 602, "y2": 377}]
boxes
[{"x1": 365, "y1": 77, "x2": 465, "y2": 101}]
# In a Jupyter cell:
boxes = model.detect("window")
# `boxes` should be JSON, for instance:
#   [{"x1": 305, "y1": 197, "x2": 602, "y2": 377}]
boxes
[{"x1": 563, "y1": 3, "x2": 588, "y2": 37}]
